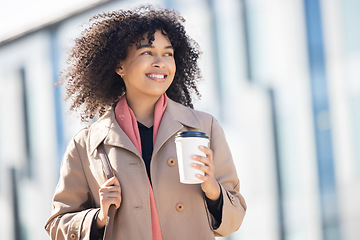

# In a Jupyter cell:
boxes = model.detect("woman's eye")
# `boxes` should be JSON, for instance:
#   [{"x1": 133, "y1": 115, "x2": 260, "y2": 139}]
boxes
[
  {"x1": 164, "y1": 52, "x2": 174, "y2": 57},
  {"x1": 141, "y1": 51, "x2": 152, "y2": 55}
]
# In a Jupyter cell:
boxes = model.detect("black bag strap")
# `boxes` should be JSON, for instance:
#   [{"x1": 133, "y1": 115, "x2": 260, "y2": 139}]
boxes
[{"x1": 98, "y1": 143, "x2": 117, "y2": 240}]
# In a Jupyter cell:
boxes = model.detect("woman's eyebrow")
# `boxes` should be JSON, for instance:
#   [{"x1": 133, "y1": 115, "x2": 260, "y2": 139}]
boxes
[
  {"x1": 136, "y1": 44, "x2": 153, "y2": 50},
  {"x1": 136, "y1": 45, "x2": 174, "y2": 50}
]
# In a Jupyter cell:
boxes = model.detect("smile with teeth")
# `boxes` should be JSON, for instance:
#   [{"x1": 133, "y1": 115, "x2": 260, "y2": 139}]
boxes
[{"x1": 146, "y1": 73, "x2": 167, "y2": 80}]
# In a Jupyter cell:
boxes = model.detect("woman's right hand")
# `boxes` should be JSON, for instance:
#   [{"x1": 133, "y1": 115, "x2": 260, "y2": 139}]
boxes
[{"x1": 96, "y1": 176, "x2": 121, "y2": 228}]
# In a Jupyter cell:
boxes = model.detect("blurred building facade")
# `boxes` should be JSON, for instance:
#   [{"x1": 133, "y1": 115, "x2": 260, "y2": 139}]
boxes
[{"x1": 0, "y1": 0, "x2": 359, "y2": 239}]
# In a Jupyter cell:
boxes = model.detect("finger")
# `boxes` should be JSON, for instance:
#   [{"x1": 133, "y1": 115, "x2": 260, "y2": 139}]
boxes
[
  {"x1": 199, "y1": 145, "x2": 213, "y2": 159},
  {"x1": 101, "y1": 185, "x2": 121, "y2": 193},
  {"x1": 102, "y1": 196, "x2": 121, "y2": 209},
  {"x1": 192, "y1": 155, "x2": 211, "y2": 166},
  {"x1": 195, "y1": 173, "x2": 214, "y2": 182},
  {"x1": 99, "y1": 186, "x2": 121, "y2": 205},
  {"x1": 100, "y1": 190, "x2": 121, "y2": 198},
  {"x1": 105, "y1": 176, "x2": 120, "y2": 186},
  {"x1": 192, "y1": 155, "x2": 215, "y2": 174},
  {"x1": 100, "y1": 189, "x2": 121, "y2": 199},
  {"x1": 99, "y1": 188, "x2": 120, "y2": 200},
  {"x1": 191, "y1": 163, "x2": 213, "y2": 176},
  {"x1": 100, "y1": 192, "x2": 121, "y2": 209},
  {"x1": 112, "y1": 176, "x2": 120, "y2": 186}
]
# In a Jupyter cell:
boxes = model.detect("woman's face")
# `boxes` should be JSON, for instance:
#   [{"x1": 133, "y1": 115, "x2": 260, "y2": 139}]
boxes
[{"x1": 117, "y1": 30, "x2": 176, "y2": 101}]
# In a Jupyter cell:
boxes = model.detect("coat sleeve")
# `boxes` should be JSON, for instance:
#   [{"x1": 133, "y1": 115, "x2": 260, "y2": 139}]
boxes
[
  {"x1": 208, "y1": 116, "x2": 247, "y2": 237},
  {"x1": 44, "y1": 135, "x2": 99, "y2": 240}
]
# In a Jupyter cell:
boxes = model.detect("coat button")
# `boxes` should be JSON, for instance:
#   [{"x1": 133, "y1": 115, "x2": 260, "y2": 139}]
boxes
[
  {"x1": 176, "y1": 202, "x2": 184, "y2": 212},
  {"x1": 167, "y1": 158, "x2": 176, "y2": 167},
  {"x1": 70, "y1": 233, "x2": 77, "y2": 240},
  {"x1": 230, "y1": 195, "x2": 235, "y2": 203}
]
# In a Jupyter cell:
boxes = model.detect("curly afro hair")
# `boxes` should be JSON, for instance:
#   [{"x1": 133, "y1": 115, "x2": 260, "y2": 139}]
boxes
[{"x1": 60, "y1": 5, "x2": 202, "y2": 121}]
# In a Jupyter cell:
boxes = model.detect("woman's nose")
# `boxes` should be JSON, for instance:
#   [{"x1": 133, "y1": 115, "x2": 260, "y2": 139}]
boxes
[{"x1": 152, "y1": 56, "x2": 165, "y2": 68}]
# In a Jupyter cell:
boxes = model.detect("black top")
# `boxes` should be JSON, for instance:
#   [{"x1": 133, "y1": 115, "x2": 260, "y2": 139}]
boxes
[
  {"x1": 90, "y1": 122, "x2": 223, "y2": 239},
  {"x1": 138, "y1": 122, "x2": 154, "y2": 182}
]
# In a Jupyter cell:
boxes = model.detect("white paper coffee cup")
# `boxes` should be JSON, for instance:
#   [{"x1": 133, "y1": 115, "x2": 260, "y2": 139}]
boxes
[{"x1": 175, "y1": 131, "x2": 210, "y2": 184}]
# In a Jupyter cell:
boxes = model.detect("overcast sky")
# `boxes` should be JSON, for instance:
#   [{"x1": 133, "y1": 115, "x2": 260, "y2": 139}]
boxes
[{"x1": 0, "y1": 0, "x2": 99, "y2": 40}]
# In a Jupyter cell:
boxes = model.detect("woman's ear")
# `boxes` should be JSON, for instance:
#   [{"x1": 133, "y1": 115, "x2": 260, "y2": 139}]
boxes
[{"x1": 116, "y1": 63, "x2": 125, "y2": 78}]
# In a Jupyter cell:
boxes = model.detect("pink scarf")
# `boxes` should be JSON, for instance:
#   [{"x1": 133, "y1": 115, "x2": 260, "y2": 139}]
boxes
[{"x1": 115, "y1": 93, "x2": 167, "y2": 240}]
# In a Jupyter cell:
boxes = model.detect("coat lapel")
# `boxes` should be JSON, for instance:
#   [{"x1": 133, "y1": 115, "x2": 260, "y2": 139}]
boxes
[
  {"x1": 153, "y1": 98, "x2": 203, "y2": 157},
  {"x1": 88, "y1": 110, "x2": 141, "y2": 158}
]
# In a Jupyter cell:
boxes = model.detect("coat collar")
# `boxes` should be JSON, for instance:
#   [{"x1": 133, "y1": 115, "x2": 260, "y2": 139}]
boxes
[{"x1": 87, "y1": 97, "x2": 203, "y2": 157}]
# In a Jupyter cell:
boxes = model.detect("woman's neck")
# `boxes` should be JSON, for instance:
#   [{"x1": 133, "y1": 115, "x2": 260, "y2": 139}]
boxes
[{"x1": 126, "y1": 95, "x2": 158, "y2": 127}]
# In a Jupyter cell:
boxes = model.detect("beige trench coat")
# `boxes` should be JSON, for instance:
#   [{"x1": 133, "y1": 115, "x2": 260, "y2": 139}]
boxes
[{"x1": 45, "y1": 98, "x2": 246, "y2": 240}]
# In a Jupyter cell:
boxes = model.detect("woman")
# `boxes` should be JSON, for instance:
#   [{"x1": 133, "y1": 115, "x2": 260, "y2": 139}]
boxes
[{"x1": 45, "y1": 5, "x2": 246, "y2": 240}]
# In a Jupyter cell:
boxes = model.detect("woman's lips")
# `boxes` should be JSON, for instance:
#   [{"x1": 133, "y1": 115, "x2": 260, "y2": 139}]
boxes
[{"x1": 146, "y1": 73, "x2": 167, "y2": 81}]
